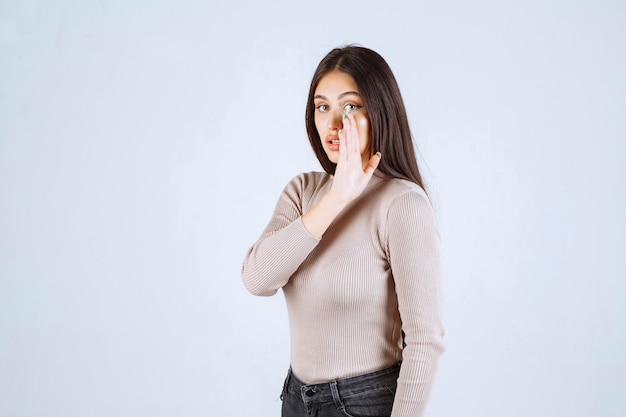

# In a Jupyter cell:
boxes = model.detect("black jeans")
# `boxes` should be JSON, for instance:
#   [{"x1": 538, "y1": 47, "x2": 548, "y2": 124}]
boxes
[{"x1": 281, "y1": 362, "x2": 400, "y2": 417}]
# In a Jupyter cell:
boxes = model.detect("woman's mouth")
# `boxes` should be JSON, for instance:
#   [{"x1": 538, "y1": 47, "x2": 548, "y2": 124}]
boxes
[{"x1": 326, "y1": 135, "x2": 340, "y2": 151}]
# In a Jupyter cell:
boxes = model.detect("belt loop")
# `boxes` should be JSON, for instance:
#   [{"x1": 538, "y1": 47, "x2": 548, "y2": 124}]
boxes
[{"x1": 330, "y1": 380, "x2": 346, "y2": 411}]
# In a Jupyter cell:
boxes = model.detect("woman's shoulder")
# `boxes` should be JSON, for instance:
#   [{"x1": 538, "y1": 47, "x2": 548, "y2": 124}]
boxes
[
  {"x1": 377, "y1": 174, "x2": 429, "y2": 203},
  {"x1": 360, "y1": 174, "x2": 435, "y2": 226},
  {"x1": 286, "y1": 171, "x2": 333, "y2": 190},
  {"x1": 278, "y1": 171, "x2": 333, "y2": 203},
  {"x1": 376, "y1": 177, "x2": 439, "y2": 238}
]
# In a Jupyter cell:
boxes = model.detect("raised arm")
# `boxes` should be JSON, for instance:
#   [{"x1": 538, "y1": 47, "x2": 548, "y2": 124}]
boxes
[
  {"x1": 241, "y1": 174, "x2": 321, "y2": 296},
  {"x1": 302, "y1": 113, "x2": 381, "y2": 239},
  {"x1": 241, "y1": 113, "x2": 380, "y2": 296}
]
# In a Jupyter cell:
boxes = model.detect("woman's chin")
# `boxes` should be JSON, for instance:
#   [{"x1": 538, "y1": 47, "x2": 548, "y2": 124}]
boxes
[{"x1": 324, "y1": 151, "x2": 339, "y2": 164}]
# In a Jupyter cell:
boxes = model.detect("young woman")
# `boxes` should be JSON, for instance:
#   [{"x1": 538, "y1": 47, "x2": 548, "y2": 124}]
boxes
[{"x1": 241, "y1": 45, "x2": 444, "y2": 417}]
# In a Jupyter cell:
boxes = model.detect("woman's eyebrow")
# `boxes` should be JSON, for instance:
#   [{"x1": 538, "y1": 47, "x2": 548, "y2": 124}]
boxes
[
  {"x1": 339, "y1": 91, "x2": 360, "y2": 99},
  {"x1": 314, "y1": 91, "x2": 361, "y2": 100}
]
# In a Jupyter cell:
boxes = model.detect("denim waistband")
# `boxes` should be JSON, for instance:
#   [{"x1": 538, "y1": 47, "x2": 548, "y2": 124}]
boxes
[{"x1": 283, "y1": 362, "x2": 401, "y2": 404}]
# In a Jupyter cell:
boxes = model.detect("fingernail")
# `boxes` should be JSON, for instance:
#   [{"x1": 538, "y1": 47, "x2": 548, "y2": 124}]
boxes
[
  {"x1": 343, "y1": 108, "x2": 351, "y2": 120},
  {"x1": 376, "y1": 151, "x2": 382, "y2": 158}
]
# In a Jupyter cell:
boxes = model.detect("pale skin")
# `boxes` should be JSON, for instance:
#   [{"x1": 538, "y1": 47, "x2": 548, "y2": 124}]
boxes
[{"x1": 301, "y1": 71, "x2": 382, "y2": 239}]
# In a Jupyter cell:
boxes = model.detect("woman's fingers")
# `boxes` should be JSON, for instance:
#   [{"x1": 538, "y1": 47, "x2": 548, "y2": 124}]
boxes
[
  {"x1": 342, "y1": 114, "x2": 352, "y2": 155},
  {"x1": 340, "y1": 119, "x2": 347, "y2": 162},
  {"x1": 364, "y1": 152, "x2": 382, "y2": 177},
  {"x1": 337, "y1": 119, "x2": 347, "y2": 164},
  {"x1": 330, "y1": 112, "x2": 380, "y2": 204},
  {"x1": 348, "y1": 113, "x2": 358, "y2": 156},
  {"x1": 341, "y1": 114, "x2": 358, "y2": 163},
  {"x1": 351, "y1": 115, "x2": 360, "y2": 155}
]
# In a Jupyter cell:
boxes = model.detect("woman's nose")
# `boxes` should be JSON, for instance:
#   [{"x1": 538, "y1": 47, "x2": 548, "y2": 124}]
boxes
[{"x1": 327, "y1": 109, "x2": 344, "y2": 131}]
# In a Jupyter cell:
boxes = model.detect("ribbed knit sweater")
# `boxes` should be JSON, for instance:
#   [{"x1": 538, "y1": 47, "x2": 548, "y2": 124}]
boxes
[{"x1": 241, "y1": 171, "x2": 444, "y2": 417}]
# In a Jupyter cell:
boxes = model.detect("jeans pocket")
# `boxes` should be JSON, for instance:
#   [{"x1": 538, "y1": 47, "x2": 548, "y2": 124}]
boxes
[{"x1": 341, "y1": 385, "x2": 396, "y2": 417}]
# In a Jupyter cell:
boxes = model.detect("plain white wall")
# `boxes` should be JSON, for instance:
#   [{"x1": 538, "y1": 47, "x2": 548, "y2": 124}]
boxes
[{"x1": 1, "y1": 0, "x2": 625, "y2": 416}]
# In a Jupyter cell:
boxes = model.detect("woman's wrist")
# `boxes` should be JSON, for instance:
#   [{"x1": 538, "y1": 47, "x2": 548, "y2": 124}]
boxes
[
  {"x1": 324, "y1": 187, "x2": 353, "y2": 208},
  {"x1": 301, "y1": 192, "x2": 349, "y2": 239}
]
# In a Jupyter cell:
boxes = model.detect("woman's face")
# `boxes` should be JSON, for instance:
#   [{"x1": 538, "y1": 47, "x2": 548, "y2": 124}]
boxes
[{"x1": 313, "y1": 71, "x2": 371, "y2": 168}]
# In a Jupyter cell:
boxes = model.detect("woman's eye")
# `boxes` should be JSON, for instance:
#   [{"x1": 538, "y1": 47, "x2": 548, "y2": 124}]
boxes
[
  {"x1": 343, "y1": 103, "x2": 360, "y2": 112},
  {"x1": 316, "y1": 104, "x2": 328, "y2": 112}
]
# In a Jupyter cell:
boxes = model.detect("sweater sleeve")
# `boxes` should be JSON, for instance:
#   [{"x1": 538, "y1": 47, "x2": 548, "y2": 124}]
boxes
[
  {"x1": 387, "y1": 190, "x2": 445, "y2": 417},
  {"x1": 241, "y1": 174, "x2": 321, "y2": 296}
]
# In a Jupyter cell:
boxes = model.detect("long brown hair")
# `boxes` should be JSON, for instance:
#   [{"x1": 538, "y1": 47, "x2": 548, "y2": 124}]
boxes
[{"x1": 305, "y1": 45, "x2": 426, "y2": 190}]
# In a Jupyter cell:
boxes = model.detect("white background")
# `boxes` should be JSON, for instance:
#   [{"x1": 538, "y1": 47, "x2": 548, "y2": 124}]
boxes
[{"x1": 1, "y1": 1, "x2": 625, "y2": 416}]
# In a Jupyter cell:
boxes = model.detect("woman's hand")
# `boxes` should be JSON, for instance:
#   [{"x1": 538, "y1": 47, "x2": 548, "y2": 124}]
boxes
[
  {"x1": 301, "y1": 113, "x2": 381, "y2": 239},
  {"x1": 328, "y1": 113, "x2": 381, "y2": 205}
]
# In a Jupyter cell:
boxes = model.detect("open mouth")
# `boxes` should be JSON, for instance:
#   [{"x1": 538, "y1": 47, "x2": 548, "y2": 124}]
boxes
[
  {"x1": 326, "y1": 135, "x2": 340, "y2": 151},
  {"x1": 326, "y1": 135, "x2": 340, "y2": 144}
]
